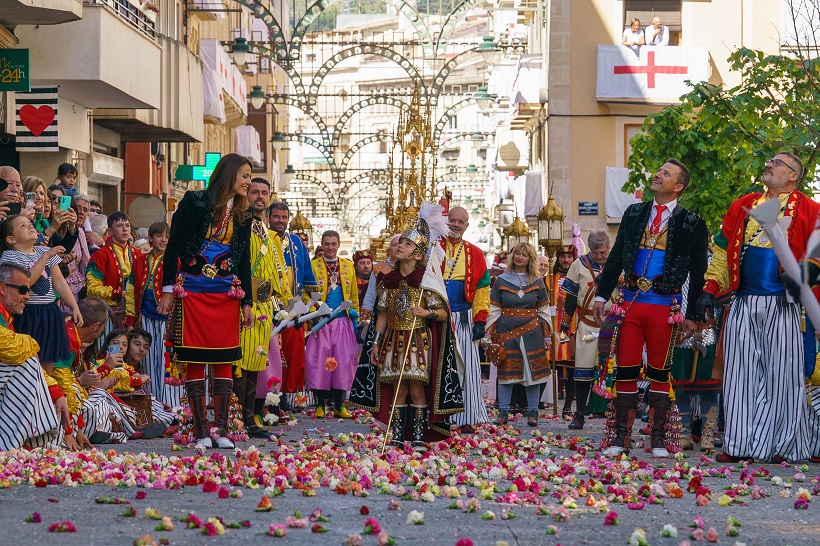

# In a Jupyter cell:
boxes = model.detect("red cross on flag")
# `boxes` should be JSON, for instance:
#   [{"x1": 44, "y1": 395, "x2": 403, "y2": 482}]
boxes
[{"x1": 596, "y1": 45, "x2": 709, "y2": 101}]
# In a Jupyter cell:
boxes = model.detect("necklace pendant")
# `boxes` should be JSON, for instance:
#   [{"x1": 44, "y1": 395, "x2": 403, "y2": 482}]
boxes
[
  {"x1": 648, "y1": 237, "x2": 656, "y2": 246},
  {"x1": 330, "y1": 280, "x2": 338, "y2": 291},
  {"x1": 446, "y1": 259, "x2": 456, "y2": 268},
  {"x1": 517, "y1": 289, "x2": 525, "y2": 299},
  {"x1": 759, "y1": 232, "x2": 769, "y2": 245}
]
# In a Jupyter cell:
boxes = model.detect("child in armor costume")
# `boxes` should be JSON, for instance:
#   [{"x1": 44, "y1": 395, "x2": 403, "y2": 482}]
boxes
[
  {"x1": 352, "y1": 201, "x2": 464, "y2": 452},
  {"x1": 371, "y1": 230, "x2": 447, "y2": 451}
]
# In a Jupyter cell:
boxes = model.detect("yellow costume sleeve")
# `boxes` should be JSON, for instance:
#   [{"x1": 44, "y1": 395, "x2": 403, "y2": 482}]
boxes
[
  {"x1": 472, "y1": 284, "x2": 490, "y2": 317},
  {"x1": 703, "y1": 245, "x2": 730, "y2": 293},
  {"x1": 347, "y1": 262, "x2": 359, "y2": 312},
  {"x1": 51, "y1": 368, "x2": 80, "y2": 415},
  {"x1": 125, "y1": 272, "x2": 136, "y2": 320},
  {"x1": 86, "y1": 270, "x2": 114, "y2": 303},
  {"x1": 108, "y1": 368, "x2": 134, "y2": 393},
  {"x1": 0, "y1": 327, "x2": 40, "y2": 364}
]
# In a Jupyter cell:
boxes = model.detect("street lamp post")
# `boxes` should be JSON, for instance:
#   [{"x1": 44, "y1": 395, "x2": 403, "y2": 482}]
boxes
[{"x1": 537, "y1": 193, "x2": 565, "y2": 417}]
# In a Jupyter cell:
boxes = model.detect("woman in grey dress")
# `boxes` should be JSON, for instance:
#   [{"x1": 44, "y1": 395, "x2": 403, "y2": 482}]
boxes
[{"x1": 486, "y1": 242, "x2": 552, "y2": 426}]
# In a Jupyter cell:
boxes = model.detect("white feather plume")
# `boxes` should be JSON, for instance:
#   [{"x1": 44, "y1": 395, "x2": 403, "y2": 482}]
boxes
[{"x1": 418, "y1": 201, "x2": 450, "y2": 260}]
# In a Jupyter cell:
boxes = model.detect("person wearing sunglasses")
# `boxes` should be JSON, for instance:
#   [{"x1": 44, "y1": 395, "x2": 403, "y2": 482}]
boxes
[
  {"x1": 0, "y1": 262, "x2": 65, "y2": 452},
  {"x1": 697, "y1": 151, "x2": 820, "y2": 464}
]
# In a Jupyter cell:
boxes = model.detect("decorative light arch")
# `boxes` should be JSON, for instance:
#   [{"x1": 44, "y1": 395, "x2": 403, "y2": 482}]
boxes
[
  {"x1": 433, "y1": 97, "x2": 477, "y2": 141},
  {"x1": 331, "y1": 96, "x2": 409, "y2": 147},
  {"x1": 339, "y1": 133, "x2": 393, "y2": 173},
  {"x1": 307, "y1": 44, "x2": 426, "y2": 98},
  {"x1": 435, "y1": 0, "x2": 487, "y2": 55},
  {"x1": 290, "y1": 172, "x2": 338, "y2": 212},
  {"x1": 281, "y1": 133, "x2": 336, "y2": 167},
  {"x1": 289, "y1": 0, "x2": 434, "y2": 61}
]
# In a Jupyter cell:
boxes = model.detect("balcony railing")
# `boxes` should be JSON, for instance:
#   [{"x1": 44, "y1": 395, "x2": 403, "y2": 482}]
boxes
[{"x1": 84, "y1": 0, "x2": 155, "y2": 40}]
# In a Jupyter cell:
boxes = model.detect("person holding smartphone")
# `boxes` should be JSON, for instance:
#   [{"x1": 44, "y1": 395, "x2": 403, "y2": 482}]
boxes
[{"x1": 0, "y1": 216, "x2": 83, "y2": 376}]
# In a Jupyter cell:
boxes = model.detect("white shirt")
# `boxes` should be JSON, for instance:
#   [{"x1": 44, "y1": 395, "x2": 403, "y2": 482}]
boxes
[
  {"x1": 648, "y1": 198, "x2": 677, "y2": 232},
  {"x1": 645, "y1": 24, "x2": 669, "y2": 46},
  {"x1": 593, "y1": 199, "x2": 677, "y2": 303}
]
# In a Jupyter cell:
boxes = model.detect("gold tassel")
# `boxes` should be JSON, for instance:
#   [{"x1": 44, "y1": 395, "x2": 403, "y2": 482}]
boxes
[{"x1": 801, "y1": 307, "x2": 807, "y2": 333}]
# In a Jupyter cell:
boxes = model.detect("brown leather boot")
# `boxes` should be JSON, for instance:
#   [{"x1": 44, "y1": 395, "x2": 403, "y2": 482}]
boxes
[
  {"x1": 699, "y1": 406, "x2": 719, "y2": 451},
  {"x1": 648, "y1": 391, "x2": 672, "y2": 457},
  {"x1": 212, "y1": 378, "x2": 235, "y2": 449},
  {"x1": 185, "y1": 379, "x2": 211, "y2": 448},
  {"x1": 603, "y1": 393, "x2": 638, "y2": 456}
]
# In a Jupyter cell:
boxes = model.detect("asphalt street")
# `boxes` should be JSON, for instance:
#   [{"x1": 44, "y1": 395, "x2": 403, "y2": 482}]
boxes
[{"x1": 0, "y1": 409, "x2": 818, "y2": 546}]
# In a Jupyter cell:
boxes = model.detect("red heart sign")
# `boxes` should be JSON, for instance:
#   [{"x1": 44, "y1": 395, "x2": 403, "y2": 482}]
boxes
[{"x1": 20, "y1": 104, "x2": 55, "y2": 137}]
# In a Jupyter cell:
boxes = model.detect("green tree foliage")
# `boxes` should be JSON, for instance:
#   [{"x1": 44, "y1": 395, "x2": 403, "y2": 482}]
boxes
[{"x1": 624, "y1": 47, "x2": 820, "y2": 232}]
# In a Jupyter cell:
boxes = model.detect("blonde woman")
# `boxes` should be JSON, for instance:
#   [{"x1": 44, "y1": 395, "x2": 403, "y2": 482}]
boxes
[{"x1": 485, "y1": 242, "x2": 552, "y2": 426}]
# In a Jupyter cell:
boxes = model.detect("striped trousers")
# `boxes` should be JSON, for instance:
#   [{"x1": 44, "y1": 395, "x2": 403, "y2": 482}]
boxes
[
  {"x1": 723, "y1": 295, "x2": 809, "y2": 461},
  {"x1": 143, "y1": 316, "x2": 182, "y2": 408},
  {"x1": 0, "y1": 357, "x2": 60, "y2": 450},
  {"x1": 151, "y1": 398, "x2": 176, "y2": 426},
  {"x1": 78, "y1": 387, "x2": 136, "y2": 443},
  {"x1": 450, "y1": 310, "x2": 489, "y2": 426}
]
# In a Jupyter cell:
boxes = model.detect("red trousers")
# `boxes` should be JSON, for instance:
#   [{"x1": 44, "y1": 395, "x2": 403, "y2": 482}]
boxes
[
  {"x1": 616, "y1": 301, "x2": 677, "y2": 395},
  {"x1": 280, "y1": 325, "x2": 306, "y2": 394},
  {"x1": 186, "y1": 363, "x2": 232, "y2": 381}
]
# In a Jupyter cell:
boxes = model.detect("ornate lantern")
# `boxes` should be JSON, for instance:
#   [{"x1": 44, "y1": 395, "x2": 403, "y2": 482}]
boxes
[
  {"x1": 537, "y1": 193, "x2": 565, "y2": 258},
  {"x1": 506, "y1": 216, "x2": 531, "y2": 249}
]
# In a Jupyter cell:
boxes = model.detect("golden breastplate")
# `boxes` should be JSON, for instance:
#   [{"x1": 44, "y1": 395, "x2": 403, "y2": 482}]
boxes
[{"x1": 386, "y1": 282, "x2": 425, "y2": 330}]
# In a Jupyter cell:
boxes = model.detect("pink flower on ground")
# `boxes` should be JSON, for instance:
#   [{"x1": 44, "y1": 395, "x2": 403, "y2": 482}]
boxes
[
  {"x1": 696, "y1": 494, "x2": 710, "y2": 506},
  {"x1": 202, "y1": 522, "x2": 218, "y2": 536},
  {"x1": 604, "y1": 511, "x2": 619, "y2": 526},
  {"x1": 268, "y1": 523, "x2": 287, "y2": 537},
  {"x1": 690, "y1": 528, "x2": 705, "y2": 541},
  {"x1": 706, "y1": 527, "x2": 719, "y2": 543},
  {"x1": 377, "y1": 530, "x2": 393, "y2": 546},
  {"x1": 47, "y1": 521, "x2": 76, "y2": 533},
  {"x1": 344, "y1": 533, "x2": 363, "y2": 546},
  {"x1": 135, "y1": 491, "x2": 146, "y2": 500},
  {"x1": 363, "y1": 517, "x2": 381, "y2": 534},
  {"x1": 285, "y1": 515, "x2": 308, "y2": 528},
  {"x1": 202, "y1": 480, "x2": 217, "y2": 493},
  {"x1": 217, "y1": 487, "x2": 230, "y2": 499},
  {"x1": 455, "y1": 539, "x2": 474, "y2": 546}
]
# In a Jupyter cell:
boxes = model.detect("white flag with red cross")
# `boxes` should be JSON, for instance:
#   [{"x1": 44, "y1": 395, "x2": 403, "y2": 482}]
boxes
[{"x1": 596, "y1": 45, "x2": 709, "y2": 102}]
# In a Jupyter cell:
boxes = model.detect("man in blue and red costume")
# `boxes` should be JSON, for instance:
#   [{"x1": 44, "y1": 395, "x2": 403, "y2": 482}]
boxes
[
  {"x1": 441, "y1": 206, "x2": 490, "y2": 431},
  {"x1": 697, "y1": 151, "x2": 820, "y2": 464},
  {"x1": 268, "y1": 201, "x2": 319, "y2": 409},
  {"x1": 594, "y1": 158, "x2": 708, "y2": 458}
]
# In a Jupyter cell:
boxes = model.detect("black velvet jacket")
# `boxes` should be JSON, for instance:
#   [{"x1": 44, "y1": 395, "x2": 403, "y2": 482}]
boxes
[
  {"x1": 162, "y1": 190, "x2": 253, "y2": 308},
  {"x1": 595, "y1": 201, "x2": 708, "y2": 321}
]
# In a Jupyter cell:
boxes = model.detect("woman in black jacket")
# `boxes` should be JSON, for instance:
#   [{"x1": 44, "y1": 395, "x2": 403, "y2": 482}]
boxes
[{"x1": 158, "y1": 153, "x2": 254, "y2": 449}]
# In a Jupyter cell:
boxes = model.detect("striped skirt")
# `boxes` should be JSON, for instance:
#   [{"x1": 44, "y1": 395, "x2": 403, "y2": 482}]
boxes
[
  {"x1": 0, "y1": 357, "x2": 60, "y2": 450},
  {"x1": 450, "y1": 310, "x2": 489, "y2": 426},
  {"x1": 722, "y1": 295, "x2": 809, "y2": 461},
  {"x1": 143, "y1": 316, "x2": 183, "y2": 408}
]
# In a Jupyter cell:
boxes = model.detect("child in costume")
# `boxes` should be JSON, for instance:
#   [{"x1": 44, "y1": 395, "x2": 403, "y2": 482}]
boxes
[{"x1": 351, "y1": 202, "x2": 464, "y2": 451}]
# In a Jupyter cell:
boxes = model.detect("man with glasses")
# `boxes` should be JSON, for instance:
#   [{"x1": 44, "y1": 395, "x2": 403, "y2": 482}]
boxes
[{"x1": 697, "y1": 151, "x2": 820, "y2": 464}]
